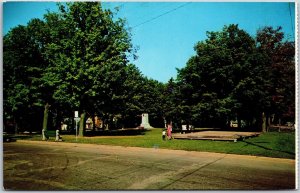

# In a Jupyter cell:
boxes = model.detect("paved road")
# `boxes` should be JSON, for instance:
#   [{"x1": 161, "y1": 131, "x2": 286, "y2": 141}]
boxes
[{"x1": 3, "y1": 141, "x2": 295, "y2": 190}]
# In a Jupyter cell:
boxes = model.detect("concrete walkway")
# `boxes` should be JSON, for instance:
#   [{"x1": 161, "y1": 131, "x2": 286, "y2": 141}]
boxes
[{"x1": 173, "y1": 131, "x2": 261, "y2": 141}]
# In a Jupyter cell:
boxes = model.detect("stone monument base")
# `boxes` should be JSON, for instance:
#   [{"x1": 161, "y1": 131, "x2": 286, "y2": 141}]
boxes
[{"x1": 140, "y1": 123, "x2": 153, "y2": 129}]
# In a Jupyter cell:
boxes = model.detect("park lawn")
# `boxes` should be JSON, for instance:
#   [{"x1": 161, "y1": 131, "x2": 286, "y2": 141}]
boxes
[{"x1": 27, "y1": 129, "x2": 295, "y2": 159}]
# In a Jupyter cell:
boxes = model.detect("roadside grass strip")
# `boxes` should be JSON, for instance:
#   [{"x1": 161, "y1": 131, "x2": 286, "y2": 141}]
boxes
[{"x1": 18, "y1": 129, "x2": 295, "y2": 159}]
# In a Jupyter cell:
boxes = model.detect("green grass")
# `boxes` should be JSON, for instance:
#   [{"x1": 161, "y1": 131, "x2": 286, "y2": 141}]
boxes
[{"x1": 20, "y1": 129, "x2": 295, "y2": 159}]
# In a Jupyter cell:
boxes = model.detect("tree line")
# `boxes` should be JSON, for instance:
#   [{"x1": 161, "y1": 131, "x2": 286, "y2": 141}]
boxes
[
  {"x1": 167, "y1": 25, "x2": 295, "y2": 131},
  {"x1": 3, "y1": 2, "x2": 295, "y2": 136}
]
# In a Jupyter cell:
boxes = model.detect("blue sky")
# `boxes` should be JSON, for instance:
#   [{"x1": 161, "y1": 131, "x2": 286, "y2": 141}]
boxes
[{"x1": 3, "y1": 2, "x2": 295, "y2": 83}]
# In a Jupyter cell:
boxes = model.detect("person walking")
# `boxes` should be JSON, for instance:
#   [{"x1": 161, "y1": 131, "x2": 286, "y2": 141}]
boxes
[{"x1": 167, "y1": 123, "x2": 172, "y2": 140}]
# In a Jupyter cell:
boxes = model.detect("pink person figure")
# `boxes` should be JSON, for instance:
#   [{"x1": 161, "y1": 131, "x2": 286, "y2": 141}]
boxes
[{"x1": 167, "y1": 124, "x2": 172, "y2": 140}]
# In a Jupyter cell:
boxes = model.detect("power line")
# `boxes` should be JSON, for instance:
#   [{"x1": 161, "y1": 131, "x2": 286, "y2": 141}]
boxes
[
  {"x1": 131, "y1": 2, "x2": 191, "y2": 29},
  {"x1": 134, "y1": 3, "x2": 176, "y2": 23}
]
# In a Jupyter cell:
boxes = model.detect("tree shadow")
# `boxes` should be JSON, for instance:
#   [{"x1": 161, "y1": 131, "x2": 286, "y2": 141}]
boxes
[
  {"x1": 3, "y1": 134, "x2": 34, "y2": 142},
  {"x1": 84, "y1": 129, "x2": 148, "y2": 137},
  {"x1": 173, "y1": 128, "x2": 222, "y2": 133},
  {"x1": 243, "y1": 141, "x2": 295, "y2": 156}
]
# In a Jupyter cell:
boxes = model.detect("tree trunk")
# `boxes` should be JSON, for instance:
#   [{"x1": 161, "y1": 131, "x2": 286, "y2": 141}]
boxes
[
  {"x1": 42, "y1": 103, "x2": 50, "y2": 140},
  {"x1": 79, "y1": 111, "x2": 86, "y2": 137},
  {"x1": 54, "y1": 108, "x2": 62, "y2": 131},
  {"x1": 14, "y1": 117, "x2": 18, "y2": 135},
  {"x1": 92, "y1": 115, "x2": 96, "y2": 132},
  {"x1": 267, "y1": 116, "x2": 271, "y2": 132},
  {"x1": 237, "y1": 117, "x2": 242, "y2": 129},
  {"x1": 262, "y1": 112, "x2": 267, "y2": 132}
]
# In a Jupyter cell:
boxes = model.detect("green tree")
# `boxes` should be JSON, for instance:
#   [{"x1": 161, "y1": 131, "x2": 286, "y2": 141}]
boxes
[
  {"x1": 256, "y1": 26, "x2": 295, "y2": 125},
  {"x1": 117, "y1": 65, "x2": 166, "y2": 128},
  {"x1": 176, "y1": 25, "x2": 295, "y2": 130},
  {"x1": 121, "y1": 64, "x2": 144, "y2": 127},
  {"x1": 140, "y1": 78, "x2": 165, "y2": 128},
  {"x1": 41, "y1": 2, "x2": 133, "y2": 135},
  {"x1": 123, "y1": 76, "x2": 165, "y2": 128},
  {"x1": 176, "y1": 24, "x2": 257, "y2": 127},
  {"x1": 162, "y1": 78, "x2": 181, "y2": 128},
  {"x1": 3, "y1": 19, "x2": 49, "y2": 133}
]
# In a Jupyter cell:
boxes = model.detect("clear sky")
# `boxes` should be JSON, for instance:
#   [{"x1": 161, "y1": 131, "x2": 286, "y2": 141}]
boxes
[{"x1": 3, "y1": 1, "x2": 295, "y2": 83}]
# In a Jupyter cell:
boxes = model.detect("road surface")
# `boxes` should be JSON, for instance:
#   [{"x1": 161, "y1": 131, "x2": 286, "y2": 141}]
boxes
[{"x1": 3, "y1": 140, "x2": 295, "y2": 190}]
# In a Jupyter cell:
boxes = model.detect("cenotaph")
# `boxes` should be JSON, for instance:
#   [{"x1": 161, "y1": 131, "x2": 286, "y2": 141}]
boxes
[{"x1": 140, "y1": 113, "x2": 153, "y2": 129}]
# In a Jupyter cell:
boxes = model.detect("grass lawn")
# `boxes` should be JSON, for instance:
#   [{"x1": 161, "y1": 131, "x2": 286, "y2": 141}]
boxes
[{"x1": 20, "y1": 129, "x2": 295, "y2": 159}]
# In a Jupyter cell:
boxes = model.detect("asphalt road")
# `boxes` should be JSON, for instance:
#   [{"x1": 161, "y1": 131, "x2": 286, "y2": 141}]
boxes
[{"x1": 3, "y1": 140, "x2": 296, "y2": 190}]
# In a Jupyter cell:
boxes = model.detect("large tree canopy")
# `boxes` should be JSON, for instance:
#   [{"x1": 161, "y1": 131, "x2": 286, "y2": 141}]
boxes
[
  {"x1": 3, "y1": 20, "x2": 49, "y2": 132},
  {"x1": 174, "y1": 24, "x2": 294, "y2": 130},
  {"x1": 41, "y1": 2, "x2": 134, "y2": 135},
  {"x1": 3, "y1": 2, "x2": 165, "y2": 135}
]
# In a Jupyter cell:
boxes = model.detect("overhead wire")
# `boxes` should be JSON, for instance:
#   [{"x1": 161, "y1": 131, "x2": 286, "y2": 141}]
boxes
[
  {"x1": 131, "y1": 2, "x2": 191, "y2": 29},
  {"x1": 133, "y1": 3, "x2": 176, "y2": 24}
]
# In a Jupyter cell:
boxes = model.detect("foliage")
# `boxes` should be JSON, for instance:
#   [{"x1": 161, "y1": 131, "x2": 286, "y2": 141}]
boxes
[
  {"x1": 3, "y1": 21, "x2": 48, "y2": 132},
  {"x1": 3, "y1": 2, "x2": 166, "y2": 134},
  {"x1": 4, "y1": 6, "x2": 294, "y2": 135},
  {"x1": 256, "y1": 26, "x2": 295, "y2": 123},
  {"x1": 174, "y1": 24, "x2": 294, "y2": 130}
]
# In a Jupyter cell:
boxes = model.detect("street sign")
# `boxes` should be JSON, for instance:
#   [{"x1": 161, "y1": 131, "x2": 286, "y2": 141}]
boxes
[{"x1": 74, "y1": 111, "x2": 80, "y2": 141}]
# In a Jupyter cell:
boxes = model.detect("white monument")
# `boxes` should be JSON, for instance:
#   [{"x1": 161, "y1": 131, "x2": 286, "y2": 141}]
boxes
[{"x1": 140, "y1": 113, "x2": 153, "y2": 129}]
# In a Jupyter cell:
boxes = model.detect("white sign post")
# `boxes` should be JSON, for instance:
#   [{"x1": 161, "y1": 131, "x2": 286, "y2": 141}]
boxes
[{"x1": 74, "y1": 111, "x2": 80, "y2": 142}]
